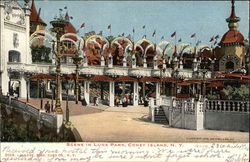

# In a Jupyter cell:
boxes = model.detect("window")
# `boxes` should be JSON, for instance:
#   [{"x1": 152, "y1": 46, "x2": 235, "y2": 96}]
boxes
[
  {"x1": 8, "y1": 50, "x2": 20, "y2": 62},
  {"x1": 226, "y1": 61, "x2": 234, "y2": 71}
]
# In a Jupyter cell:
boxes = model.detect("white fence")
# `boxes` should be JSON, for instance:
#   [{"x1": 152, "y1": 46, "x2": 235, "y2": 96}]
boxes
[{"x1": 151, "y1": 96, "x2": 249, "y2": 132}]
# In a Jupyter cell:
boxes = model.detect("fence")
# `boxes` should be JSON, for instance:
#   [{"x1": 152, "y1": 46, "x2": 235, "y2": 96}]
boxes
[{"x1": 153, "y1": 96, "x2": 249, "y2": 132}]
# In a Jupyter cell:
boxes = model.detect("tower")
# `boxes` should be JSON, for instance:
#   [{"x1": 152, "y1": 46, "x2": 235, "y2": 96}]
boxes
[
  {"x1": 29, "y1": 0, "x2": 46, "y2": 35},
  {"x1": 218, "y1": 0, "x2": 245, "y2": 72}
]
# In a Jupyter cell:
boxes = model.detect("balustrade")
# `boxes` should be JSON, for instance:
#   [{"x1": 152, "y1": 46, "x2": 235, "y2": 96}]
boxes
[{"x1": 205, "y1": 100, "x2": 250, "y2": 113}]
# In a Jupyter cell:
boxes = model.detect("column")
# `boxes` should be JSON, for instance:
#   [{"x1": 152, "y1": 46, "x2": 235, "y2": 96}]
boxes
[
  {"x1": 123, "y1": 57, "x2": 127, "y2": 67},
  {"x1": 84, "y1": 81, "x2": 90, "y2": 105},
  {"x1": 133, "y1": 82, "x2": 139, "y2": 106},
  {"x1": 101, "y1": 56, "x2": 105, "y2": 66},
  {"x1": 109, "y1": 81, "x2": 115, "y2": 107},
  {"x1": 156, "y1": 82, "x2": 160, "y2": 105},
  {"x1": 143, "y1": 57, "x2": 147, "y2": 68},
  {"x1": 19, "y1": 73, "x2": 27, "y2": 98}
]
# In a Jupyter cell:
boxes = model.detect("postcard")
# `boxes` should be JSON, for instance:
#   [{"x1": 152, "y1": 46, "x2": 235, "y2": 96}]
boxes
[{"x1": 0, "y1": 0, "x2": 249, "y2": 161}]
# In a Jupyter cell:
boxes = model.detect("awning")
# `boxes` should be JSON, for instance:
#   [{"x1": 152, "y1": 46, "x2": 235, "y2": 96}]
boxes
[
  {"x1": 207, "y1": 82, "x2": 224, "y2": 88},
  {"x1": 177, "y1": 82, "x2": 191, "y2": 86},
  {"x1": 139, "y1": 77, "x2": 160, "y2": 82},
  {"x1": 29, "y1": 74, "x2": 55, "y2": 80},
  {"x1": 114, "y1": 76, "x2": 137, "y2": 82},
  {"x1": 88, "y1": 75, "x2": 114, "y2": 82}
]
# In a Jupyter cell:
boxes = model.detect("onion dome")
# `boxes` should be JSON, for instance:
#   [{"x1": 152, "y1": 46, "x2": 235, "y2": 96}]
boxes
[
  {"x1": 30, "y1": 0, "x2": 47, "y2": 26},
  {"x1": 219, "y1": 0, "x2": 244, "y2": 46}
]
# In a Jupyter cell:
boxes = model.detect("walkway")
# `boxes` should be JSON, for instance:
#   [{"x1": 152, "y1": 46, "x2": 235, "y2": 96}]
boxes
[{"x1": 19, "y1": 98, "x2": 249, "y2": 142}]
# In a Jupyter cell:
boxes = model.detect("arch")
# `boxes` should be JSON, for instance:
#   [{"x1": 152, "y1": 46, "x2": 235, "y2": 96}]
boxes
[
  {"x1": 156, "y1": 41, "x2": 175, "y2": 56},
  {"x1": 110, "y1": 37, "x2": 133, "y2": 66},
  {"x1": 176, "y1": 43, "x2": 193, "y2": 56},
  {"x1": 8, "y1": 50, "x2": 20, "y2": 62}
]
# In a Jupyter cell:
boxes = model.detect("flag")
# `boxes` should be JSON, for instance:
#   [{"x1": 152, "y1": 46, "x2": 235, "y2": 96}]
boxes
[
  {"x1": 108, "y1": 24, "x2": 111, "y2": 30},
  {"x1": 142, "y1": 35, "x2": 146, "y2": 39},
  {"x1": 191, "y1": 33, "x2": 196, "y2": 38},
  {"x1": 142, "y1": 25, "x2": 145, "y2": 29},
  {"x1": 178, "y1": 38, "x2": 182, "y2": 42},
  {"x1": 59, "y1": 8, "x2": 63, "y2": 11},
  {"x1": 64, "y1": 6, "x2": 67, "y2": 9},
  {"x1": 152, "y1": 30, "x2": 156, "y2": 37},
  {"x1": 70, "y1": 16, "x2": 73, "y2": 19},
  {"x1": 80, "y1": 23, "x2": 85, "y2": 28},
  {"x1": 215, "y1": 35, "x2": 220, "y2": 39},
  {"x1": 161, "y1": 36, "x2": 164, "y2": 40},
  {"x1": 214, "y1": 41, "x2": 217, "y2": 45},
  {"x1": 209, "y1": 36, "x2": 214, "y2": 42},
  {"x1": 121, "y1": 33, "x2": 124, "y2": 36},
  {"x1": 171, "y1": 31, "x2": 176, "y2": 37},
  {"x1": 76, "y1": 29, "x2": 79, "y2": 33},
  {"x1": 132, "y1": 28, "x2": 135, "y2": 33}
]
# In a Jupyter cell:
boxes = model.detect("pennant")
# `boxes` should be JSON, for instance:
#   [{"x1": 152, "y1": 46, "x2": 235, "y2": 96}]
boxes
[
  {"x1": 64, "y1": 6, "x2": 67, "y2": 10},
  {"x1": 142, "y1": 35, "x2": 146, "y2": 39},
  {"x1": 171, "y1": 31, "x2": 176, "y2": 38},
  {"x1": 59, "y1": 8, "x2": 63, "y2": 11},
  {"x1": 80, "y1": 23, "x2": 85, "y2": 28},
  {"x1": 121, "y1": 33, "x2": 125, "y2": 36},
  {"x1": 215, "y1": 35, "x2": 220, "y2": 39},
  {"x1": 196, "y1": 40, "x2": 201, "y2": 46},
  {"x1": 152, "y1": 30, "x2": 156, "y2": 37},
  {"x1": 133, "y1": 28, "x2": 135, "y2": 33},
  {"x1": 209, "y1": 36, "x2": 214, "y2": 42},
  {"x1": 214, "y1": 41, "x2": 217, "y2": 45},
  {"x1": 70, "y1": 16, "x2": 73, "y2": 19},
  {"x1": 178, "y1": 38, "x2": 182, "y2": 42},
  {"x1": 142, "y1": 25, "x2": 145, "y2": 29},
  {"x1": 76, "y1": 29, "x2": 79, "y2": 33},
  {"x1": 161, "y1": 36, "x2": 164, "y2": 40},
  {"x1": 191, "y1": 33, "x2": 196, "y2": 38},
  {"x1": 108, "y1": 24, "x2": 111, "y2": 30}
]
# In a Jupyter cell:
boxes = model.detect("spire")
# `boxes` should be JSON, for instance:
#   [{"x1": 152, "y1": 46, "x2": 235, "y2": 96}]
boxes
[
  {"x1": 65, "y1": 12, "x2": 70, "y2": 22},
  {"x1": 30, "y1": 0, "x2": 47, "y2": 26},
  {"x1": 226, "y1": 0, "x2": 240, "y2": 31}
]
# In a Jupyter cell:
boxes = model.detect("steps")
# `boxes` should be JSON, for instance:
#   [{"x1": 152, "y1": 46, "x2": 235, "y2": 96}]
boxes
[{"x1": 154, "y1": 106, "x2": 168, "y2": 124}]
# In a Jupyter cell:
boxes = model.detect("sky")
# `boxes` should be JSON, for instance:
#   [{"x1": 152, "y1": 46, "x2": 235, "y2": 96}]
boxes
[{"x1": 29, "y1": 0, "x2": 249, "y2": 45}]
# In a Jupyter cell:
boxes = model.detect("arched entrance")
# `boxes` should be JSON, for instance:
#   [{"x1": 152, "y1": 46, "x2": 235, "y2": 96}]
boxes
[{"x1": 226, "y1": 61, "x2": 234, "y2": 71}]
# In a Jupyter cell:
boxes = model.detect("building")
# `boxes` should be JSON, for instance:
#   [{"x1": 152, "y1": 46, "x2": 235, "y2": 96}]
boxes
[{"x1": 0, "y1": 0, "x2": 248, "y2": 107}]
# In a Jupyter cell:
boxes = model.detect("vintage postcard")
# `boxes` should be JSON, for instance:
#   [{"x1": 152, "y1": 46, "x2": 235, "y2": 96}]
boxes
[{"x1": 0, "y1": 0, "x2": 249, "y2": 161}]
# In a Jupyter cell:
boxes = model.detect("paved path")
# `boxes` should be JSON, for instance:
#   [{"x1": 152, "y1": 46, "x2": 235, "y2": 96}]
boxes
[
  {"x1": 70, "y1": 106, "x2": 249, "y2": 142},
  {"x1": 19, "y1": 98, "x2": 249, "y2": 142}
]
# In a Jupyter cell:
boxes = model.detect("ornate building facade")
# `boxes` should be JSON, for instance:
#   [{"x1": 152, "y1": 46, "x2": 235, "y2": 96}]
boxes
[{"x1": 0, "y1": 0, "x2": 249, "y2": 106}]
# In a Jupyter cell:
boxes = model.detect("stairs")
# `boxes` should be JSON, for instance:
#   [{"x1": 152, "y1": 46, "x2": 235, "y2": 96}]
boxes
[{"x1": 154, "y1": 106, "x2": 168, "y2": 124}]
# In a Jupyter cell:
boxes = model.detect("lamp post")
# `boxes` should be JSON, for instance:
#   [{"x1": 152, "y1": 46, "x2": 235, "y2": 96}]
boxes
[
  {"x1": 50, "y1": 19, "x2": 67, "y2": 114},
  {"x1": 72, "y1": 52, "x2": 83, "y2": 104}
]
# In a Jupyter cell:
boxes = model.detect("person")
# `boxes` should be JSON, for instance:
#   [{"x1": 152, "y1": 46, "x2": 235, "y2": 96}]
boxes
[
  {"x1": 115, "y1": 96, "x2": 119, "y2": 107},
  {"x1": 50, "y1": 101, "x2": 54, "y2": 112},
  {"x1": 45, "y1": 101, "x2": 50, "y2": 113},
  {"x1": 94, "y1": 96, "x2": 97, "y2": 106},
  {"x1": 0, "y1": 86, "x2": 2, "y2": 96}
]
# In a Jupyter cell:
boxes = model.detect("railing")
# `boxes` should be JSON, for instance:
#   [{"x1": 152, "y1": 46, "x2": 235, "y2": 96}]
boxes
[
  {"x1": 0, "y1": 95, "x2": 57, "y2": 127},
  {"x1": 205, "y1": 100, "x2": 250, "y2": 113}
]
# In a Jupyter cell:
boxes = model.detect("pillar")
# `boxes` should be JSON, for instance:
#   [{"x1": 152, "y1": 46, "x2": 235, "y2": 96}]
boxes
[
  {"x1": 156, "y1": 82, "x2": 160, "y2": 105},
  {"x1": 84, "y1": 81, "x2": 90, "y2": 105},
  {"x1": 123, "y1": 56, "x2": 127, "y2": 67},
  {"x1": 109, "y1": 81, "x2": 114, "y2": 107},
  {"x1": 19, "y1": 73, "x2": 27, "y2": 98},
  {"x1": 143, "y1": 57, "x2": 147, "y2": 68},
  {"x1": 153, "y1": 56, "x2": 158, "y2": 69},
  {"x1": 133, "y1": 82, "x2": 139, "y2": 106},
  {"x1": 101, "y1": 56, "x2": 105, "y2": 66},
  {"x1": 132, "y1": 54, "x2": 136, "y2": 68},
  {"x1": 108, "y1": 53, "x2": 113, "y2": 68}
]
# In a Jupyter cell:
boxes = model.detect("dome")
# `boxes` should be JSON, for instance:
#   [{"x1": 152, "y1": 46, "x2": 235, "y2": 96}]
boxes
[{"x1": 220, "y1": 30, "x2": 244, "y2": 45}]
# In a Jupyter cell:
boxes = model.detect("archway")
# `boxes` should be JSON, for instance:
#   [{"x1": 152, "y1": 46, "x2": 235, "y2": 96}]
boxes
[{"x1": 226, "y1": 61, "x2": 234, "y2": 71}]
